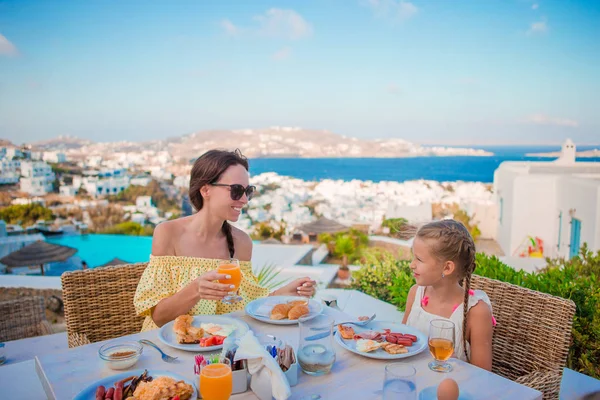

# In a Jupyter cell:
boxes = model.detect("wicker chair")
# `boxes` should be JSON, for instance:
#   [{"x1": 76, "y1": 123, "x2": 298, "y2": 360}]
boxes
[
  {"x1": 471, "y1": 274, "x2": 576, "y2": 400},
  {"x1": 61, "y1": 263, "x2": 148, "y2": 348},
  {"x1": 0, "y1": 296, "x2": 53, "y2": 342}
]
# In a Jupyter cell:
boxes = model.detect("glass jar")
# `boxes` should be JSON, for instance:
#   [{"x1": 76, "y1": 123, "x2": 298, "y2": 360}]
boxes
[{"x1": 298, "y1": 314, "x2": 336, "y2": 376}]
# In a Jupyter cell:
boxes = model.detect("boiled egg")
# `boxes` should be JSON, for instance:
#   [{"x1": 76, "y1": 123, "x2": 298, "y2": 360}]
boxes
[{"x1": 437, "y1": 378, "x2": 459, "y2": 400}]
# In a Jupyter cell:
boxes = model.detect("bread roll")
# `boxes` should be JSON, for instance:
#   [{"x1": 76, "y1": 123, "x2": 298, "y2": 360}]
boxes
[{"x1": 270, "y1": 303, "x2": 292, "y2": 320}]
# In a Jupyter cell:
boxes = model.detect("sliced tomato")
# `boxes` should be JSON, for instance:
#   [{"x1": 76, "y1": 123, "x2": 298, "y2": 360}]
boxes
[{"x1": 212, "y1": 335, "x2": 226, "y2": 345}]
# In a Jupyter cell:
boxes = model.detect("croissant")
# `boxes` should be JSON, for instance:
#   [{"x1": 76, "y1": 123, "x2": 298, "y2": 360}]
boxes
[
  {"x1": 288, "y1": 304, "x2": 310, "y2": 320},
  {"x1": 270, "y1": 304, "x2": 292, "y2": 320},
  {"x1": 287, "y1": 299, "x2": 308, "y2": 308}
]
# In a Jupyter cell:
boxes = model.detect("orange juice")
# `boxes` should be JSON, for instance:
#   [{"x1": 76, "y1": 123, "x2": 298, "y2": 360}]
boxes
[
  {"x1": 218, "y1": 264, "x2": 242, "y2": 291},
  {"x1": 200, "y1": 363, "x2": 232, "y2": 400}
]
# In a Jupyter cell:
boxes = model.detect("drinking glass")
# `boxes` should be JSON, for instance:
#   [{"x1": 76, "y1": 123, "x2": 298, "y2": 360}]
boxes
[
  {"x1": 428, "y1": 319, "x2": 455, "y2": 373},
  {"x1": 218, "y1": 258, "x2": 243, "y2": 304},
  {"x1": 200, "y1": 358, "x2": 232, "y2": 400},
  {"x1": 382, "y1": 363, "x2": 417, "y2": 400},
  {"x1": 298, "y1": 314, "x2": 336, "y2": 376}
]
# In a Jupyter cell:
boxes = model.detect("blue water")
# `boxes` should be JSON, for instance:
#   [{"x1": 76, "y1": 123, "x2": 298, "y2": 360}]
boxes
[
  {"x1": 249, "y1": 145, "x2": 600, "y2": 183},
  {"x1": 46, "y1": 234, "x2": 152, "y2": 272}
]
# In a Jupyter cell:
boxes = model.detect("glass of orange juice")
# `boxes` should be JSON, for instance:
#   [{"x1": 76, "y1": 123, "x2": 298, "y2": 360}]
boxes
[
  {"x1": 200, "y1": 358, "x2": 232, "y2": 400},
  {"x1": 218, "y1": 258, "x2": 243, "y2": 304},
  {"x1": 428, "y1": 319, "x2": 455, "y2": 373}
]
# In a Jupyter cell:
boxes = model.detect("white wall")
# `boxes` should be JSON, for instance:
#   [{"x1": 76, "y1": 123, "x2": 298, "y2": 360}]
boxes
[
  {"x1": 556, "y1": 177, "x2": 600, "y2": 258},
  {"x1": 494, "y1": 166, "x2": 519, "y2": 255},
  {"x1": 509, "y1": 175, "x2": 558, "y2": 257},
  {"x1": 463, "y1": 202, "x2": 498, "y2": 240}
]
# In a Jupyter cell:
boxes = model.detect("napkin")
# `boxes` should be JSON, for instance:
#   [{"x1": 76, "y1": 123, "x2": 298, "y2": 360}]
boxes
[{"x1": 234, "y1": 331, "x2": 292, "y2": 400}]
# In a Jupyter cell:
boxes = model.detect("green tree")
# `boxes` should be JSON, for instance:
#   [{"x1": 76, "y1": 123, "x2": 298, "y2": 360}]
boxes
[
  {"x1": 0, "y1": 204, "x2": 53, "y2": 226},
  {"x1": 101, "y1": 221, "x2": 154, "y2": 236},
  {"x1": 382, "y1": 217, "x2": 408, "y2": 234}
]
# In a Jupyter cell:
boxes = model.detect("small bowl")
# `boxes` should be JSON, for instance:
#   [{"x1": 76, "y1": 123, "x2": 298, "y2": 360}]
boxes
[{"x1": 98, "y1": 341, "x2": 143, "y2": 370}]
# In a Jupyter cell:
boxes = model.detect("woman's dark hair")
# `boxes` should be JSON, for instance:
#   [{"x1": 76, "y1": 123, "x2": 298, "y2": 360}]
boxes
[{"x1": 189, "y1": 149, "x2": 249, "y2": 258}]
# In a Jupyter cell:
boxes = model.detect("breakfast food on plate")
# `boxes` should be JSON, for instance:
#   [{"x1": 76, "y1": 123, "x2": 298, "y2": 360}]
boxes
[
  {"x1": 337, "y1": 324, "x2": 355, "y2": 340},
  {"x1": 199, "y1": 323, "x2": 236, "y2": 337},
  {"x1": 381, "y1": 342, "x2": 408, "y2": 355},
  {"x1": 356, "y1": 339, "x2": 383, "y2": 353},
  {"x1": 94, "y1": 370, "x2": 194, "y2": 400},
  {"x1": 133, "y1": 376, "x2": 194, "y2": 400},
  {"x1": 287, "y1": 299, "x2": 308, "y2": 307},
  {"x1": 342, "y1": 328, "x2": 418, "y2": 355},
  {"x1": 269, "y1": 300, "x2": 310, "y2": 320},
  {"x1": 270, "y1": 304, "x2": 292, "y2": 320},
  {"x1": 288, "y1": 304, "x2": 310, "y2": 320},
  {"x1": 173, "y1": 315, "x2": 204, "y2": 344}
]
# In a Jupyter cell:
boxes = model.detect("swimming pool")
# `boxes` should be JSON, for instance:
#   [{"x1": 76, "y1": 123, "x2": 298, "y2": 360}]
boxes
[{"x1": 47, "y1": 234, "x2": 153, "y2": 268}]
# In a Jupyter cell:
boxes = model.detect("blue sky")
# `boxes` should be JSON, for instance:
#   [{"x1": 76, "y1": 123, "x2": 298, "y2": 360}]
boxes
[{"x1": 0, "y1": 0, "x2": 599, "y2": 145}]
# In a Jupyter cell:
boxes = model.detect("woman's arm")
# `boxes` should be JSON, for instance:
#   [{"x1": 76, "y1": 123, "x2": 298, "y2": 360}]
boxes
[
  {"x1": 466, "y1": 302, "x2": 494, "y2": 371},
  {"x1": 148, "y1": 222, "x2": 232, "y2": 327},
  {"x1": 402, "y1": 284, "x2": 418, "y2": 324}
]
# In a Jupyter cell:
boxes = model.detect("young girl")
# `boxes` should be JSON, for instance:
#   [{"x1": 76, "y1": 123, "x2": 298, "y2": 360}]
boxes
[
  {"x1": 402, "y1": 219, "x2": 494, "y2": 371},
  {"x1": 134, "y1": 149, "x2": 316, "y2": 331}
]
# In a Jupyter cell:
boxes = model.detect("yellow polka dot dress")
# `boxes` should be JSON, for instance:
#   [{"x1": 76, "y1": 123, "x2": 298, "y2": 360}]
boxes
[{"x1": 134, "y1": 255, "x2": 270, "y2": 331}]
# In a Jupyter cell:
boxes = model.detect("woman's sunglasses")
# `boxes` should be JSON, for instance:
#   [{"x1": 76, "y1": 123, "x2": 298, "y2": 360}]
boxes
[{"x1": 211, "y1": 183, "x2": 256, "y2": 201}]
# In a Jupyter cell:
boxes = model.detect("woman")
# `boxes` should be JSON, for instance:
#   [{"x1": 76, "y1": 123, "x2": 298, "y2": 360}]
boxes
[{"x1": 134, "y1": 149, "x2": 317, "y2": 331}]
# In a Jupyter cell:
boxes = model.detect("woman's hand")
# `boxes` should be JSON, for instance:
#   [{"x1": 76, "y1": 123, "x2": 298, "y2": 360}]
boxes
[
  {"x1": 272, "y1": 277, "x2": 317, "y2": 298},
  {"x1": 194, "y1": 270, "x2": 234, "y2": 301}
]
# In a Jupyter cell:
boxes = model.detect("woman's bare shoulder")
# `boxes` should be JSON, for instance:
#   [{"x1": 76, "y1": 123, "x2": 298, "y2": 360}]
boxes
[{"x1": 152, "y1": 218, "x2": 189, "y2": 256}]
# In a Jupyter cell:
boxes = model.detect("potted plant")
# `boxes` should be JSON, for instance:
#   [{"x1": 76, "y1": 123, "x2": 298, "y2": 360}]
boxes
[{"x1": 334, "y1": 235, "x2": 355, "y2": 280}]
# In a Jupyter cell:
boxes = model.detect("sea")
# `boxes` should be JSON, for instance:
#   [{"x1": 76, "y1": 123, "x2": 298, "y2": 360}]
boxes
[{"x1": 249, "y1": 145, "x2": 600, "y2": 183}]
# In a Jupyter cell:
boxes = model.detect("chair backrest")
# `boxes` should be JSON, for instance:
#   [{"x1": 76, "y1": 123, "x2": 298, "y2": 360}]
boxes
[
  {"x1": 61, "y1": 262, "x2": 148, "y2": 347},
  {"x1": 471, "y1": 274, "x2": 576, "y2": 379},
  {"x1": 0, "y1": 296, "x2": 52, "y2": 342}
]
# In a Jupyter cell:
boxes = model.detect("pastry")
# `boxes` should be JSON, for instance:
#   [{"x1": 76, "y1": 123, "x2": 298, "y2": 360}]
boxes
[
  {"x1": 173, "y1": 315, "x2": 204, "y2": 344},
  {"x1": 287, "y1": 299, "x2": 308, "y2": 307},
  {"x1": 287, "y1": 304, "x2": 310, "y2": 320},
  {"x1": 270, "y1": 304, "x2": 292, "y2": 320},
  {"x1": 337, "y1": 324, "x2": 355, "y2": 340}
]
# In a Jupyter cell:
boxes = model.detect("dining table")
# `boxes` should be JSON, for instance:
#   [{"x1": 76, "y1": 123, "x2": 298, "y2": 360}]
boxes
[{"x1": 6, "y1": 306, "x2": 542, "y2": 399}]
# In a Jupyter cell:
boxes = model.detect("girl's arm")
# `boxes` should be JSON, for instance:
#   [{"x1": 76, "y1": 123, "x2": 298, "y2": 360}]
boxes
[
  {"x1": 466, "y1": 302, "x2": 494, "y2": 371},
  {"x1": 402, "y1": 284, "x2": 418, "y2": 324}
]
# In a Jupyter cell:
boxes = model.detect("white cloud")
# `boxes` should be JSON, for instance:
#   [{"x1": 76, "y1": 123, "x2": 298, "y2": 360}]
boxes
[
  {"x1": 525, "y1": 114, "x2": 578, "y2": 127},
  {"x1": 527, "y1": 20, "x2": 548, "y2": 35},
  {"x1": 254, "y1": 9, "x2": 313, "y2": 40},
  {"x1": 220, "y1": 19, "x2": 239, "y2": 36},
  {"x1": 365, "y1": 0, "x2": 418, "y2": 22},
  {"x1": 532, "y1": 3, "x2": 539, "y2": 10},
  {"x1": 272, "y1": 47, "x2": 292, "y2": 61},
  {"x1": 0, "y1": 33, "x2": 18, "y2": 57}
]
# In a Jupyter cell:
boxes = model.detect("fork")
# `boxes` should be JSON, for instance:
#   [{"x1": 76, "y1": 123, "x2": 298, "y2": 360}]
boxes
[{"x1": 138, "y1": 339, "x2": 178, "y2": 363}]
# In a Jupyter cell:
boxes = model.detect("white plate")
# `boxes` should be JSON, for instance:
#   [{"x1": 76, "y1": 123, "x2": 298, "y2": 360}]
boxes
[
  {"x1": 335, "y1": 321, "x2": 427, "y2": 360},
  {"x1": 245, "y1": 296, "x2": 323, "y2": 325},
  {"x1": 158, "y1": 315, "x2": 249, "y2": 352},
  {"x1": 73, "y1": 369, "x2": 198, "y2": 400}
]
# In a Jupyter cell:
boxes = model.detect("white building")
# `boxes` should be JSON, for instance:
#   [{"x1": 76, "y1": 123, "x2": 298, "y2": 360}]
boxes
[
  {"x1": 42, "y1": 152, "x2": 67, "y2": 163},
  {"x1": 59, "y1": 185, "x2": 78, "y2": 197},
  {"x1": 130, "y1": 175, "x2": 152, "y2": 186},
  {"x1": 5, "y1": 148, "x2": 23, "y2": 159},
  {"x1": 20, "y1": 161, "x2": 55, "y2": 195},
  {"x1": 494, "y1": 139, "x2": 600, "y2": 259},
  {"x1": 0, "y1": 158, "x2": 20, "y2": 184},
  {"x1": 136, "y1": 196, "x2": 153, "y2": 208},
  {"x1": 81, "y1": 176, "x2": 130, "y2": 197}
]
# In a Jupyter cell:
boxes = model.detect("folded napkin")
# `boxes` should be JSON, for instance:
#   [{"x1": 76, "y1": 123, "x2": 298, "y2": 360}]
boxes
[
  {"x1": 254, "y1": 298, "x2": 285, "y2": 318},
  {"x1": 234, "y1": 331, "x2": 292, "y2": 400}
]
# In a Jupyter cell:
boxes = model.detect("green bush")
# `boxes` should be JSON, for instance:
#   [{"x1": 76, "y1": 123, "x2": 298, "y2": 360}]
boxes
[
  {"x1": 101, "y1": 221, "x2": 154, "y2": 236},
  {"x1": 0, "y1": 204, "x2": 53, "y2": 227},
  {"x1": 352, "y1": 245, "x2": 600, "y2": 378},
  {"x1": 381, "y1": 217, "x2": 408, "y2": 233}
]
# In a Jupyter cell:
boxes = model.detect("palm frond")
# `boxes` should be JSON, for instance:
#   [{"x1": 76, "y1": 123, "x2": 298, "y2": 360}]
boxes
[{"x1": 257, "y1": 263, "x2": 291, "y2": 290}]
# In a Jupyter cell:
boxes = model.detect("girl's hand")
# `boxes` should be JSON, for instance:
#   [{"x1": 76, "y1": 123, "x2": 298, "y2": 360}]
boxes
[
  {"x1": 194, "y1": 270, "x2": 234, "y2": 301},
  {"x1": 272, "y1": 277, "x2": 317, "y2": 297}
]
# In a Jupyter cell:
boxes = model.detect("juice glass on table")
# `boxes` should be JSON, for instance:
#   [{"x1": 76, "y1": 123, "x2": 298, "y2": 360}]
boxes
[
  {"x1": 428, "y1": 319, "x2": 455, "y2": 373},
  {"x1": 200, "y1": 358, "x2": 232, "y2": 400},
  {"x1": 218, "y1": 258, "x2": 243, "y2": 304}
]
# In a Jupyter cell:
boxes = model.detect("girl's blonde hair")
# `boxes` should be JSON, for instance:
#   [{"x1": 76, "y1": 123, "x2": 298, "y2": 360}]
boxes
[{"x1": 414, "y1": 219, "x2": 477, "y2": 361}]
